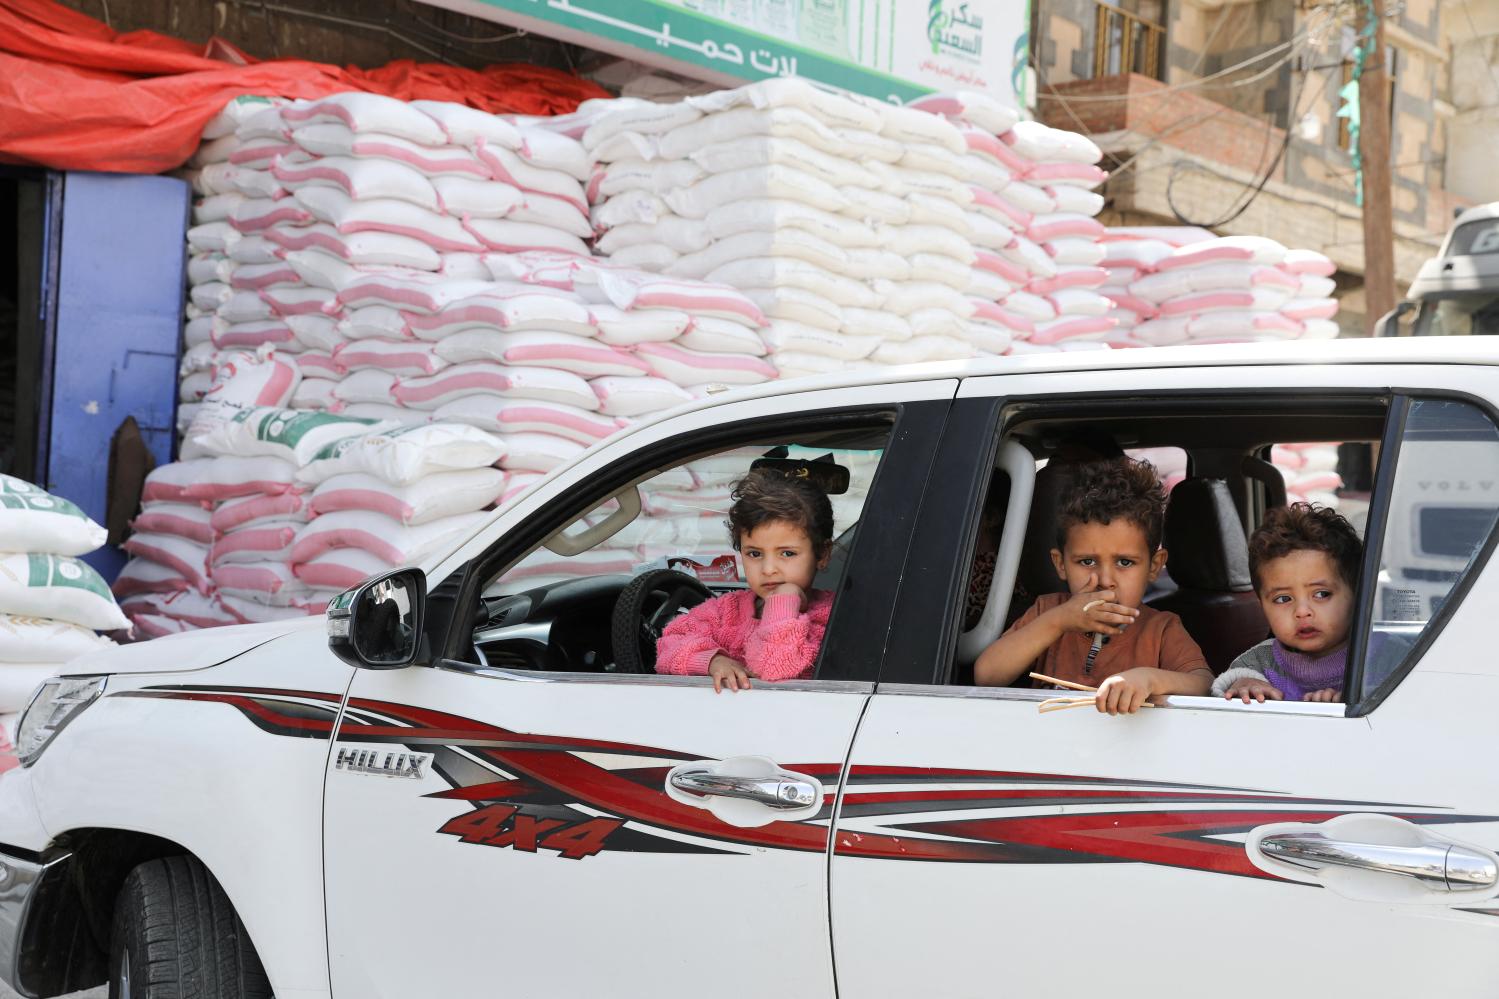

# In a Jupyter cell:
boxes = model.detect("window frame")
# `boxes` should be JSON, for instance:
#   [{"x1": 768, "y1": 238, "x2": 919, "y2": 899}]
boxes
[
  {"x1": 434, "y1": 399, "x2": 952, "y2": 687},
  {"x1": 1347, "y1": 389, "x2": 1499, "y2": 716},
  {"x1": 876, "y1": 386, "x2": 1398, "y2": 702}
]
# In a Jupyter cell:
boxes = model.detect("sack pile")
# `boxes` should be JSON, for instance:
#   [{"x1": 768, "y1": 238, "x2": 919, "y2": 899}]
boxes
[
  {"x1": 1099, "y1": 228, "x2": 1340, "y2": 347},
  {"x1": 909, "y1": 92, "x2": 1114, "y2": 356},
  {"x1": 586, "y1": 80, "x2": 997, "y2": 376},
  {"x1": 122, "y1": 395, "x2": 509, "y2": 631},
  {"x1": 0, "y1": 475, "x2": 124, "y2": 716},
  {"x1": 177, "y1": 91, "x2": 775, "y2": 440}
]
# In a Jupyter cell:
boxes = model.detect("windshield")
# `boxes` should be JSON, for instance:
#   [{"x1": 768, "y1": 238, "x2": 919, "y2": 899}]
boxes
[{"x1": 1411, "y1": 294, "x2": 1499, "y2": 336}]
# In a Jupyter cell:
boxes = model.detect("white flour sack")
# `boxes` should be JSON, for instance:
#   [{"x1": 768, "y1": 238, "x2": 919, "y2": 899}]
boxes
[
  {"x1": 293, "y1": 548, "x2": 398, "y2": 591},
  {"x1": 193, "y1": 407, "x2": 391, "y2": 466},
  {"x1": 433, "y1": 331, "x2": 650, "y2": 378},
  {"x1": 404, "y1": 293, "x2": 596, "y2": 339},
  {"x1": 132, "y1": 502, "x2": 216, "y2": 546},
  {"x1": 664, "y1": 165, "x2": 849, "y2": 219},
  {"x1": 596, "y1": 272, "x2": 766, "y2": 327},
  {"x1": 210, "y1": 492, "x2": 311, "y2": 533},
  {"x1": 0, "y1": 663, "x2": 63, "y2": 713},
  {"x1": 111, "y1": 557, "x2": 190, "y2": 599},
  {"x1": 311, "y1": 468, "x2": 507, "y2": 525},
  {"x1": 0, "y1": 554, "x2": 129, "y2": 631},
  {"x1": 393, "y1": 363, "x2": 598, "y2": 412},
  {"x1": 299, "y1": 422, "x2": 506, "y2": 486},
  {"x1": 0, "y1": 476, "x2": 106, "y2": 556},
  {"x1": 271, "y1": 157, "x2": 440, "y2": 212},
  {"x1": 499, "y1": 433, "x2": 586, "y2": 474},
  {"x1": 282, "y1": 92, "x2": 448, "y2": 146},
  {"x1": 0, "y1": 613, "x2": 114, "y2": 663},
  {"x1": 121, "y1": 534, "x2": 212, "y2": 594},
  {"x1": 635, "y1": 343, "x2": 777, "y2": 387},
  {"x1": 290, "y1": 510, "x2": 488, "y2": 565},
  {"x1": 434, "y1": 397, "x2": 621, "y2": 445},
  {"x1": 591, "y1": 376, "x2": 694, "y2": 418}
]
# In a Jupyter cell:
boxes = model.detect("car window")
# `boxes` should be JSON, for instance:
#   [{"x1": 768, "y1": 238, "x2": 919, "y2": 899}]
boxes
[
  {"x1": 492, "y1": 442, "x2": 882, "y2": 595},
  {"x1": 939, "y1": 397, "x2": 1392, "y2": 695},
  {"x1": 1359, "y1": 397, "x2": 1499, "y2": 698},
  {"x1": 469, "y1": 422, "x2": 892, "y2": 679}
]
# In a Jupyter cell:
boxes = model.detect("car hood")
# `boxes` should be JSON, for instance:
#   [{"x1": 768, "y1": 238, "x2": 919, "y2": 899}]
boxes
[{"x1": 62, "y1": 616, "x2": 325, "y2": 677}]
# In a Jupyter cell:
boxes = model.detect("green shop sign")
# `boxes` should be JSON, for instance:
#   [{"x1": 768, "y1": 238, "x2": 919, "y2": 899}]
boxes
[{"x1": 428, "y1": 0, "x2": 1029, "y2": 106}]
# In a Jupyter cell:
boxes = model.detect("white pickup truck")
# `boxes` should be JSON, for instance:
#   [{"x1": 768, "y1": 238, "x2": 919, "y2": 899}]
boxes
[{"x1": 5, "y1": 338, "x2": 1499, "y2": 999}]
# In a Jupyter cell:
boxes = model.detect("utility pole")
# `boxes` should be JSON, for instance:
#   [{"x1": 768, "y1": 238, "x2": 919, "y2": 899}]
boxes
[{"x1": 1359, "y1": 0, "x2": 1397, "y2": 334}]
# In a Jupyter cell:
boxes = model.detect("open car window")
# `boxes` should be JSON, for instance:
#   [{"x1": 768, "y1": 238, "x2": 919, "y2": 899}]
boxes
[
  {"x1": 467, "y1": 424, "x2": 891, "y2": 678},
  {"x1": 490, "y1": 443, "x2": 882, "y2": 597}
]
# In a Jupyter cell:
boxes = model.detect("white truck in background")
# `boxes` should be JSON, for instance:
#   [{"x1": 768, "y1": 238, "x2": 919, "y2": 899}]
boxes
[{"x1": 1378, "y1": 202, "x2": 1499, "y2": 337}]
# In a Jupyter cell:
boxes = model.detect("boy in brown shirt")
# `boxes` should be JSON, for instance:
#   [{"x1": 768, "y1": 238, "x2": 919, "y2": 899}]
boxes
[{"x1": 975, "y1": 456, "x2": 1211, "y2": 713}]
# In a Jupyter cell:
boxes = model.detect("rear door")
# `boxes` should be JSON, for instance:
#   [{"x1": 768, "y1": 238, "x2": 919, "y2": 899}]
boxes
[
  {"x1": 323, "y1": 381, "x2": 952, "y2": 999},
  {"x1": 830, "y1": 362, "x2": 1499, "y2": 998}
]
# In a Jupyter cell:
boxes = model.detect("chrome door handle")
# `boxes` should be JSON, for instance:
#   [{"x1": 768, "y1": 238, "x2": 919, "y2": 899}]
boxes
[
  {"x1": 668, "y1": 768, "x2": 819, "y2": 809},
  {"x1": 1260, "y1": 832, "x2": 1498, "y2": 892}
]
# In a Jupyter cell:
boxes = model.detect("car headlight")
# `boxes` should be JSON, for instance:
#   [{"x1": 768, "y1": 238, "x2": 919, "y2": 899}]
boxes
[{"x1": 15, "y1": 676, "x2": 106, "y2": 766}]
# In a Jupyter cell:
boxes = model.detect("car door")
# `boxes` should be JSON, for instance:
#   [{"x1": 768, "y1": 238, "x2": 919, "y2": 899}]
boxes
[
  {"x1": 322, "y1": 380, "x2": 953, "y2": 999},
  {"x1": 830, "y1": 362, "x2": 1499, "y2": 998}
]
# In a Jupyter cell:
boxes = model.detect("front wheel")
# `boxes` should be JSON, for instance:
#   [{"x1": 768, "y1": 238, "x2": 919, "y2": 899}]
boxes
[{"x1": 109, "y1": 856, "x2": 272, "y2": 999}]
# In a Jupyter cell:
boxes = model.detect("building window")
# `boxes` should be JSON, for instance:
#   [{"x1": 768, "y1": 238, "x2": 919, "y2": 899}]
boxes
[{"x1": 1092, "y1": 0, "x2": 1166, "y2": 81}]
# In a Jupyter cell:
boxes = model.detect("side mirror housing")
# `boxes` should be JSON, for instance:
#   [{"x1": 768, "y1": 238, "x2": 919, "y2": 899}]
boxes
[
  {"x1": 327, "y1": 568, "x2": 428, "y2": 670},
  {"x1": 1374, "y1": 300, "x2": 1415, "y2": 338}
]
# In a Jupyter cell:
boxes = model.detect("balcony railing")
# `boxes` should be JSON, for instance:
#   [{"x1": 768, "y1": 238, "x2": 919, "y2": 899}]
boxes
[{"x1": 1092, "y1": 1, "x2": 1165, "y2": 81}]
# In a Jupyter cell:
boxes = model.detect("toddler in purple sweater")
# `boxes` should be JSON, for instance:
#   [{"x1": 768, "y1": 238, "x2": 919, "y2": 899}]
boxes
[{"x1": 1215, "y1": 503, "x2": 1363, "y2": 704}]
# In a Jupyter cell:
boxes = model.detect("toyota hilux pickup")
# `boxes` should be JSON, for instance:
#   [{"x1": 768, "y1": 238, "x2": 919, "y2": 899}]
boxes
[{"x1": 5, "y1": 338, "x2": 1499, "y2": 999}]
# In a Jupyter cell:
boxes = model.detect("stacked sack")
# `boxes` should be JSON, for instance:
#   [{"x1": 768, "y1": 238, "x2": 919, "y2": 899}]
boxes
[
  {"x1": 585, "y1": 79, "x2": 992, "y2": 377},
  {"x1": 1271, "y1": 443, "x2": 1343, "y2": 508},
  {"x1": 122, "y1": 407, "x2": 510, "y2": 630},
  {"x1": 177, "y1": 92, "x2": 775, "y2": 441},
  {"x1": 0, "y1": 475, "x2": 125, "y2": 718},
  {"x1": 1098, "y1": 228, "x2": 1340, "y2": 347},
  {"x1": 119, "y1": 349, "x2": 311, "y2": 633},
  {"x1": 909, "y1": 91, "x2": 1115, "y2": 356}
]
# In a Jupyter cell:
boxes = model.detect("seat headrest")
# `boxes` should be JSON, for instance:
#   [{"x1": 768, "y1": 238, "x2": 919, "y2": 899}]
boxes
[{"x1": 1164, "y1": 478, "x2": 1252, "y2": 592}]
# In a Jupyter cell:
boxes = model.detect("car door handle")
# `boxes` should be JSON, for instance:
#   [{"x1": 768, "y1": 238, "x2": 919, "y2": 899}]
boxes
[
  {"x1": 1259, "y1": 832, "x2": 1498, "y2": 892},
  {"x1": 668, "y1": 768, "x2": 819, "y2": 809}
]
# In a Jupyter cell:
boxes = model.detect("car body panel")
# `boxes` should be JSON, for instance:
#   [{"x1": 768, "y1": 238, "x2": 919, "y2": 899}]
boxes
[{"x1": 26, "y1": 626, "x2": 352, "y2": 999}]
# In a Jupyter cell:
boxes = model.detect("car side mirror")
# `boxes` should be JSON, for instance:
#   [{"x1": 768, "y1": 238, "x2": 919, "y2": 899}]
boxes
[
  {"x1": 1374, "y1": 300, "x2": 1415, "y2": 338},
  {"x1": 327, "y1": 568, "x2": 428, "y2": 670}
]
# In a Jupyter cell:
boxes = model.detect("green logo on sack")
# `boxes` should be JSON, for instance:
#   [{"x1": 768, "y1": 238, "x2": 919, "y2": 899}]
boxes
[
  {"x1": 25, "y1": 554, "x2": 112, "y2": 600},
  {"x1": 0, "y1": 493, "x2": 88, "y2": 519},
  {"x1": 0, "y1": 474, "x2": 43, "y2": 496},
  {"x1": 260, "y1": 410, "x2": 378, "y2": 450}
]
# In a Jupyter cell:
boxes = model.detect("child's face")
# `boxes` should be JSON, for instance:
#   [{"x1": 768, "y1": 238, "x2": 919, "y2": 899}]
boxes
[
  {"x1": 1051, "y1": 519, "x2": 1166, "y2": 610},
  {"x1": 1256, "y1": 549, "x2": 1354, "y2": 655},
  {"x1": 740, "y1": 520, "x2": 826, "y2": 599}
]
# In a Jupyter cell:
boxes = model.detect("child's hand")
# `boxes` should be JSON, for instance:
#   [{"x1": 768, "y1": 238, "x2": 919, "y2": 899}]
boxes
[
  {"x1": 1055, "y1": 573, "x2": 1139, "y2": 636},
  {"x1": 708, "y1": 654, "x2": 751, "y2": 693},
  {"x1": 1095, "y1": 668, "x2": 1156, "y2": 715},
  {"x1": 1303, "y1": 688, "x2": 1341, "y2": 703},
  {"x1": 1225, "y1": 678, "x2": 1283, "y2": 703},
  {"x1": 768, "y1": 581, "x2": 808, "y2": 610}
]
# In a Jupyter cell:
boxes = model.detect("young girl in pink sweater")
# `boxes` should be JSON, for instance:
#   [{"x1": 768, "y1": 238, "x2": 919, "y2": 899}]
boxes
[{"x1": 655, "y1": 470, "x2": 835, "y2": 692}]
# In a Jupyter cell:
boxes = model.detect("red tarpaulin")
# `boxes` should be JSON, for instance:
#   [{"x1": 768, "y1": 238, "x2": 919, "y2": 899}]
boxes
[{"x1": 0, "y1": 0, "x2": 610, "y2": 174}]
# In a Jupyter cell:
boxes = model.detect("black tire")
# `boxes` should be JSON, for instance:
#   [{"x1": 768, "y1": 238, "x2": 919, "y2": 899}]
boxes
[
  {"x1": 109, "y1": 856, "x2": 272, "y2": 999},
  {"x1": 610, "y1": 569, "x2": 713, "y2": 674}
]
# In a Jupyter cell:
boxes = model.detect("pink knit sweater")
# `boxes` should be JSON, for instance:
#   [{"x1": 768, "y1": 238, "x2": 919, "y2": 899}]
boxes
[{"x1": 655, "y1": 589, "x2": 834, "y2": 682}]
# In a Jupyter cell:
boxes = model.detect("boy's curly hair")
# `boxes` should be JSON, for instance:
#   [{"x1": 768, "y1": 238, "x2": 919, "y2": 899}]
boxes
[
  {"x1": 1248, "y1": 502, "x2": 1363, "y2": 591},
  {"x1": 727, "y1": 469, "x2": 834, "y2": 555},
  {"x1": 1055, "y1": 457, "x2": 1167, "y2": 552}
]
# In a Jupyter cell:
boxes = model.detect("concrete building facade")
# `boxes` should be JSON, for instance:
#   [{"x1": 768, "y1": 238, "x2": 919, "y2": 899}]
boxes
[{"x1": 1033, "y1": 0, "x2": 1491, "y2": 334}]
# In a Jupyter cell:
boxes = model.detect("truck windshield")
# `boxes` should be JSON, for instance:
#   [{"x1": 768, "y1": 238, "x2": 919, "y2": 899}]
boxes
[{"x1": 1411, "y1": 294, "x2": 1499, "y2": 336}]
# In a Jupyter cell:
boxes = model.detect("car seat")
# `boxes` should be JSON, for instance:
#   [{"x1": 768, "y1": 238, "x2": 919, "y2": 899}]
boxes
[{"x1": 1148, "y1": 477, "x2": 1268, "y2": 673}]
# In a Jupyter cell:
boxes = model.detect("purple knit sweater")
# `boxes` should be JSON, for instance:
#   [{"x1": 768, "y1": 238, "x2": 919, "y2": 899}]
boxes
[{"x1": 1264, "y1": 641, "x2": 1347, "y2": 700}]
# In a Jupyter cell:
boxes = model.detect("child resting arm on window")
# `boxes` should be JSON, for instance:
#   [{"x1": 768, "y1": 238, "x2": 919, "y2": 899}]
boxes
[
  {"x1": 1215, "y1": 503, "x2": 1361, "y2": 704},
  {"x1": 974, "y1": 457, "x2": 1213, "y2": 714},
  {"x1": 656, "y1": 470, "x2": 835, "y2": 693}
]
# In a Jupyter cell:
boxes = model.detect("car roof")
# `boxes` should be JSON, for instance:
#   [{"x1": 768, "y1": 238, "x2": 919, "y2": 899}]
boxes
[{"x1": 627, "y1": 336, "x2": 1499, "y2": 430}]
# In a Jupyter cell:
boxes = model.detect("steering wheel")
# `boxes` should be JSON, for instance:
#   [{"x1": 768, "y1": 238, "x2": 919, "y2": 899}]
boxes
[{"x1": 610, "y1": 569, "x2": 714, "y2": 674}]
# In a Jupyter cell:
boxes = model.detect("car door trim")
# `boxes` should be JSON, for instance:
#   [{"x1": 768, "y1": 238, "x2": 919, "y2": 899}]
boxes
[{"x1": 434, "y1": 659, "x2": 874, "y2": 694}]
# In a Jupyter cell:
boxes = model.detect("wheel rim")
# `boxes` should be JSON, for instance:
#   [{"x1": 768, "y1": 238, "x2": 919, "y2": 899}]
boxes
[{"x1": 118, "y1": 946, "x2": 131, "y2": 999}]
